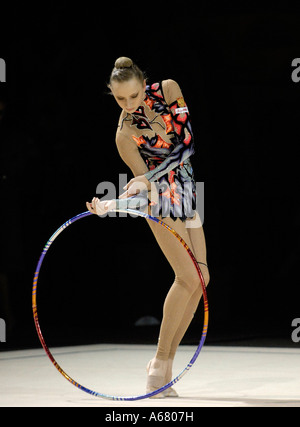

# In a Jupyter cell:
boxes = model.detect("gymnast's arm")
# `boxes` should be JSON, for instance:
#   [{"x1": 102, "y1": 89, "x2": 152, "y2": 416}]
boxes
[
  {"x1": 86, "y1": 134, "x2": 150, "y2": 215},
  {"x1": 111, "y1": 133, "x2": 151, "y2": 211}
]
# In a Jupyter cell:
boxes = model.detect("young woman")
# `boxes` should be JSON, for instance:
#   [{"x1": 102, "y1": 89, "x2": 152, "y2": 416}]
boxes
[{"x1": 86, "y1": 57, "x2": 209, "y2": 398}]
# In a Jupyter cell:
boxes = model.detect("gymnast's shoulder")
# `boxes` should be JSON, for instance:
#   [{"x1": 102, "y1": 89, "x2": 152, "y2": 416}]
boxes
[{"x1": 161, "y1": 79, "x2": 183, "y2": 104}]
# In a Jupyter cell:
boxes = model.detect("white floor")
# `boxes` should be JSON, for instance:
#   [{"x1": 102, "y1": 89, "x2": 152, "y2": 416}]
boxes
[{"x1": 1, "y1": 344, "x2": 300, "y2": 407}]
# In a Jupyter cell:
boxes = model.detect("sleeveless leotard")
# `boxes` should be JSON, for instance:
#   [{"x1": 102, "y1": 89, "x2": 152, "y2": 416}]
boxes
[{"x1": 115, "y1": 79, "x2": 196, "y2": 222}]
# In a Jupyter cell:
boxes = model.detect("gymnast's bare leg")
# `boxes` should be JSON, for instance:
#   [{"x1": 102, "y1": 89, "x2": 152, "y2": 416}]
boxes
[{"x1": 146, "y1": 211, "x2": 209, "y2": 397}]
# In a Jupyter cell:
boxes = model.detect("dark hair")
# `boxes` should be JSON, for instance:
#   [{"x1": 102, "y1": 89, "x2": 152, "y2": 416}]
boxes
[{"x1": 109, "y1": 57, "x2": 145, "y2": 86}]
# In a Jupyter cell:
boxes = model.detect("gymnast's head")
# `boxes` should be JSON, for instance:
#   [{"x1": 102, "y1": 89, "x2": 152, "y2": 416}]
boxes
[{"x1": 108, "y1": 57, "x2": 146, "y2": 114}]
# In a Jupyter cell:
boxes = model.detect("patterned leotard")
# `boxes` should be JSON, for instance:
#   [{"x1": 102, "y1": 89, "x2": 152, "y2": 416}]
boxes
[{"x1": 115, "y1": 80, "x2": 196, "y2": 222}]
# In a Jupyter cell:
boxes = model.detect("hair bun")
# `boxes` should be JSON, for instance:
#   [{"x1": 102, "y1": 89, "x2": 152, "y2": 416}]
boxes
[{"x1": 114, "y1": 56, "x2": 133, "y2": 69}]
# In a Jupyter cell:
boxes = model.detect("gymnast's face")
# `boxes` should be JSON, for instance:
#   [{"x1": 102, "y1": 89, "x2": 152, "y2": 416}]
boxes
[{"x1": 110, "y1": 78, "x2": 146, "y2": 114}]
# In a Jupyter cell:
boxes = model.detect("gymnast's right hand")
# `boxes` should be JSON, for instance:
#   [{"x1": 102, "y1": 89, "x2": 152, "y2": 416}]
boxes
[{"x1": 86, "y1": 197, "x2": 116, "y2": 216}]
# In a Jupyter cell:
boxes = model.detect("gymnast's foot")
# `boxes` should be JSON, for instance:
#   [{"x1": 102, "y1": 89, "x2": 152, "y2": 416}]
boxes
[
  {"x1": 146, "y1": 358, "x2": 168, "y2": 398},
  {"x1": 163, "y1": 359, "x2": 179, "y2": 398}
]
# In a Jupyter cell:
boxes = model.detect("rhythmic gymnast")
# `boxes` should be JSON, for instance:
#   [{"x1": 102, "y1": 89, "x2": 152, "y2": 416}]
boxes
[{"x1": 86, "y1": 57, "x2": 210, "y2": 398}]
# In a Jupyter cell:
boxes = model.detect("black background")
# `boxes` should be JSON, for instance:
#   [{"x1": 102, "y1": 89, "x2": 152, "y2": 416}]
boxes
[{"x1": 0, "y1": 1, "x2": 299, "y2": 351}]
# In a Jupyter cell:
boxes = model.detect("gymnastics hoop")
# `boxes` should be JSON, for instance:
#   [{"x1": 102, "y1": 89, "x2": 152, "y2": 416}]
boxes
[{"x1": 32, "y1": 209, "x2": 209, "y2": 401}]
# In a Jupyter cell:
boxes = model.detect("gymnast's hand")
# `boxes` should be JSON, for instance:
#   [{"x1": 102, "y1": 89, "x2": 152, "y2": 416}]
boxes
[
  {"x1": 86, "y1": 197, "x2": 116, "y2": 216},
  {"x1": 119, "y1": 175, "x2": 150, "y2": 200}
]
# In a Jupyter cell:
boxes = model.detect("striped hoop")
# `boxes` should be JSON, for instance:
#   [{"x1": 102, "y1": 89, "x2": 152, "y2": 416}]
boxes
[{"x1": 32, "y1": 209, "x2": 209, "y2": 400}]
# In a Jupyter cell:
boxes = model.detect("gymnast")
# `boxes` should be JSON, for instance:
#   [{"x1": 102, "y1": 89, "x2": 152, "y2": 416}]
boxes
[{"x1": 86, "y1": 57, "x2": 210, "y2": 398}]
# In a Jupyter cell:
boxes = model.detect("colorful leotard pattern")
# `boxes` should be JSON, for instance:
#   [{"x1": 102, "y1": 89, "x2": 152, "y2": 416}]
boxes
[{"x1": 116, "y1": 80, "x2": 196, "y2": 222}]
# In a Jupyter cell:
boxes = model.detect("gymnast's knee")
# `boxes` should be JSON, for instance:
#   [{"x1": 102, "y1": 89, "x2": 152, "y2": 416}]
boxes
[
  {"x1": 174, "y1": 263, "x2": 210, "y2": 293},
  {"x1": 174, "y1": 273, "x2": 201, "y2": 295}
]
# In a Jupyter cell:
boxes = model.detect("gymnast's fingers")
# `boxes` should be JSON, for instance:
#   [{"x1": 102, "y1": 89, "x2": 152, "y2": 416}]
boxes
[
  {"x1": 86, "y1": 201, "x2": 94, "y2": 214},
  {"x1": 123, "y1": 179, "x2": 133, "y2": 191},
  {"x1": 92, "y1": 197, "x2": 99, "y2": 212},
  {"x1": 118, "y1": 190, "x2": 129, "y2": 199}
]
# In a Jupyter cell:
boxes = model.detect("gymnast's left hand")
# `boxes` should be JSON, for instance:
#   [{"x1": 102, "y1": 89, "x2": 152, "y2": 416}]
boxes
[
  {"x1": 119, "y1": 175, "x2": 150, "y2": 199},
  {"x1": 86, "y1": 197, "x2": 116, "y2": 216}
]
